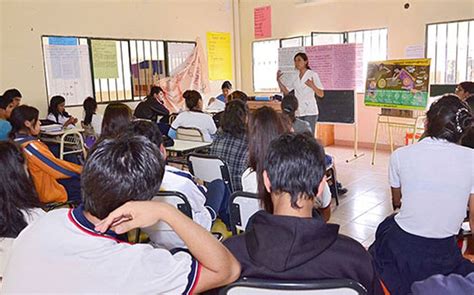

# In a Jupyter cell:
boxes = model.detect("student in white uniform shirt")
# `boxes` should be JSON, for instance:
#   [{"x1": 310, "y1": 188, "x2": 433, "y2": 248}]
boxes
[
  {"x1": 2, "y1": 135, "x2": 240, "y2": 294},
  {"x1": 171, "y1": 90, "x2": 217, "y2": 142},
  {"x1": 82, "y1": 96, "x2": 103, "y2": 137},
  {"x1": 0, "y1": 142, "x2": 45, "y2": 280},
  {"x1": 46, "y1": 95, "x2": 78, "y2": 128},
  {"x1": 369, "y1": 95, "x2": 474, "y2": 295},
  {"x1": 277, "y1": 52, "x2": 324, "y2": 136}
]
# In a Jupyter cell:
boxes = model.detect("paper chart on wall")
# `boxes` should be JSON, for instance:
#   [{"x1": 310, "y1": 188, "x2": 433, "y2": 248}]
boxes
[
  {"x1": 43, "y1": 44, "x2": 93, "y2": 106},
  {"x1": 278, "y1": 46, "x2": 305, "y2": 89}
]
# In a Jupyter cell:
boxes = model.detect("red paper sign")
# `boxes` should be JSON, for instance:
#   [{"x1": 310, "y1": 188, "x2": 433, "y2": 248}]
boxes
[{"x1": 254, "y1": 6, "x2": 271, "y2": 39}]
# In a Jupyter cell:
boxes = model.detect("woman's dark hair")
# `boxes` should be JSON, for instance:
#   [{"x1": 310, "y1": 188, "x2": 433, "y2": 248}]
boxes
[
  {"x1": 221, "y1": 100, "x2": 248, "y2": 138},
  {"x1": 149, "y1": 86, "x2": 164, "y2": 97},
  {"x1": 126, "y1": 120, "x2": 163, "y2": 147},
  {"x1": 227, "y1": 90, "x2": 248, "y2": 102},
  {"x1": 425, "y1": 95, "x2": 473, "y2": 143},
  {"x1": 183, "y1": 90, "x2": 202, "y2": 111},
  {"x1": 82, "y1": 135, "x2": 165, "y2": 219},
  {"x1": 294, "y1": 52, "x2": 310, "y2": 69},
  {"x1": 248, "y1": 107, "x2": 291, "y2": 213},
  {"x1": 0, "y1": 142, "x2": 41, "y2": 238},
  {"x1": 221, "y1": 81, "x2": 232, "y2": 90},
  {"x1": 459, "y1": 81, "x2": 474, "y2": 95},
  {"x1": 48, "y1": 95, "x2": 70, "y2": 122},
  {"x1": 281, "y1": 94, "x2": 298, "y2": 123},
  {"x1": 83, "y1": 97, "x2": 97, "y2": 126},
  {"x1": 264, "y1": 133, "x2": 326, "y2": 210},
  {"x1": 0, "y1": 94, "x2": 13, "y2": 110},
  {"x1": 2, "y1": 89, "x2": 22, "y2": 101},
  {"x1": 100, "y1": 102, "x2": 132, "y2": 139},
  {"x1": 9, "y1": 105, "x2": 39, "y2": 138}
]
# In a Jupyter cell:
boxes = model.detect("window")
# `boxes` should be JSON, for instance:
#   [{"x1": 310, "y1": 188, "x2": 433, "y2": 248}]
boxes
[
  {"x1": 426, "y1": 19, "x2": 474, "y2": 84},
  {"x1": 280, "y1": 36, "x2": 303, "y2": 48},
  {"x1": 253, "y1": 39, "x2": 280, "y2": 92},
  {"x1": 348, "y1": 28, "x2": 388, "y2": 91},
  {"x1": 311, "y1": 32, "x2": 344, "y2": 45}
]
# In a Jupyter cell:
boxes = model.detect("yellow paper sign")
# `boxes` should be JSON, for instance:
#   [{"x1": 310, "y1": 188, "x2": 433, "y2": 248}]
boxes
[
  {"x1": 206, "y1": 32, "x2": 232, "y2": 81},
  {"x1": 91, "y1": 40, "x2": 119, "y2": 79}
]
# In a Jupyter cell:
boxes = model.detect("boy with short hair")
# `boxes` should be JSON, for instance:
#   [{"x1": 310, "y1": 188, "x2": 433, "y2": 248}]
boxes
[
  {"x1": 0, "y1": 94, "x2": 14, "y2": 140},
  {"x1": 3, "y1": 135, "x2": 240, "y2": 293},
  {"x1": 224, "y1": 133, "x2": 383, "y2": 295}
]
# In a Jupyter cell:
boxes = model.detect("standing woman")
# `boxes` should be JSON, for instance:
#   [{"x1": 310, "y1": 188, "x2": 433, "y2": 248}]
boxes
[{"x1": 277, "y1": 52, "x2": 324, "y2": 136}]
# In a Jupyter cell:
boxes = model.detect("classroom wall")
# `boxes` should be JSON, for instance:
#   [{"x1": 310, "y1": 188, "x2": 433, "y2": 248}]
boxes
[
  {"x1": 238, "y1": 0, "x2": 474, "y2": 146},
  {"x1": 0, "y1": 0, "x2": 235, "y2": 118}
]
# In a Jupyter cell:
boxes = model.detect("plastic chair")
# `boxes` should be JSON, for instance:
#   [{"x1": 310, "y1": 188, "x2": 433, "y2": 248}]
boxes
[
  {"x1": 59, "y1": 129, "x2": 87, "y2": 160},
  {"x1": 229, "y1": 191, "x2": 260, "y2": 235},
  {"x1": 187, "y1": 153, "x2": 233, "y2": 192},
  {"x1": 219, "y1": 278, "x2": 367, "y2": 295},
  {"x1": 176, "y1": 126, "x2": 205, "y2": 142}
]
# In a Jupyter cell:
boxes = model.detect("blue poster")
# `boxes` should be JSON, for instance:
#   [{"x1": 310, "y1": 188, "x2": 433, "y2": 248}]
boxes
[{"x1": 49, "y1": 37, "x2": 78, "y2": 46}]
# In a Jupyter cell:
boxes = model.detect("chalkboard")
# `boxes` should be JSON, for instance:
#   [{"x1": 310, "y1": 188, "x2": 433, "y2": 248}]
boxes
[
  {"x1": 316, "y1": 90, "x2": 355, "y2": 124},
  {"x1": 430, "y1": 84, "x2": 456, "y2": 97}
]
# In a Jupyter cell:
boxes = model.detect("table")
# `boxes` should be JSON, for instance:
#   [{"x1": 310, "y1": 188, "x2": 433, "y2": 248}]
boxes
[
  {"x1": 40, "y1": 128, "x2": 84, "y2": 144},
  {"x1": 166, "y1": 139, "x2": 211, "y2": 153}
]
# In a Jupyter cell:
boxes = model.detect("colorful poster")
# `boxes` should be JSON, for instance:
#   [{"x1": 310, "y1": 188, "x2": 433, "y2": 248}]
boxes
[
  {"x1": 254, "y1": 6, "x2": 272, "y2": 39},
  {"x1": 48, "y1": 37, "x2": 78, "y2": 46},
  {"x1": 155, "y1": 38, "x2": 210, "y2": 113},
  {"x1": 364, "y1": 58, "x2": 431, "y2": 110},
  {"x1": 91, "y1": 40, "x2": 119, "y2": 79},
  {"x1": 206, "y1": 32, "x2": 232, "y2": 81},
  {"x1": 278, "y1": 46, "x2": 305, "y2": 88}
]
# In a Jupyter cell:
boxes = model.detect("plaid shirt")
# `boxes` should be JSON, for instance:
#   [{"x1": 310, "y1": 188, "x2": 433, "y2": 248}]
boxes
[{"x1": 209, "y1": 132, "x2": 248, "y2": 192}]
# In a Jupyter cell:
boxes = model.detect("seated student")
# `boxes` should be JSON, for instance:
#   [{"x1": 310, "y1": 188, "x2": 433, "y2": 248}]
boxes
[
  {"x1": 2, "y1": 135, "x2": 240, "y2": 293},
  {"x1": 170, "y1": 90, "x2": 217, "y2": 142},
  {"x1": 216, "y1": 80, "x2": 232, "y2": 102},
  {"x1": 46, "y1": 95, "x2": 78, "y2": 127},
  {"x1": 225, "y1": 133, "x2": 383, "y2": 295},
  {"x1": 0, "y1": 95, "x2": 14, "y2": 141},
  {"x1": 369, "y1": 95, "x2": 474, "y2": 295},
  {"x1": 2, "y1": 88, "x2": 22, "y2": 108},
  {"x1": 9, "y1": 105, "x2": 82, "y2": 204},
  {"x1": 210, "y1": 100, "x2": 249, "y2": 192},
  {"x1": 99, "y1": 102, "x2": 132, "y2": 140},
  {"x1": 213, "y1": 90, "x2": 248, "y2": 128},
  {"x1": 134, "y1": 86, "x2": 170, "y2": 123},
  {"x1": 0, "y1": 142, "x2": 44, "y2": 278},
  {"x1": 82, "y1": 96, "x2": 103, "y2": 138},
  {"x1": 455, "y1": 81, "x2": 474, "y2": 111}
]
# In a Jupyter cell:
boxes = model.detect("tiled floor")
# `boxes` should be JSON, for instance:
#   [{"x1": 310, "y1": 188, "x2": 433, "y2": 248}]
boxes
[{"x1": 325, "y1": 145, "x2": 393, "y2": 248}]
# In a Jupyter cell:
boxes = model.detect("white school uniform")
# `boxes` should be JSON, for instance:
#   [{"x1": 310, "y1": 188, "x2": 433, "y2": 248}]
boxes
[
  {"x1": 47, "y1": 113, "x2": 70, "y2": 126},
  {"x1": 289, "y1": 69, "x2": 324, "y2": 117},
  {"x1": 390, "y1": 137, "x2": 474, "y2": 238},
  {"x1": 83, "y1": 113, "x2": 103, "y2": 136},
  {"x1": 171, "y1": 111, "x2": 217, "y2": 142},
  {"x1": 145, "y1": 165, "x2": 212, "y2": 250},
  {"x1": 2, "y1": 208, "x2": 200, "y2": 294}
]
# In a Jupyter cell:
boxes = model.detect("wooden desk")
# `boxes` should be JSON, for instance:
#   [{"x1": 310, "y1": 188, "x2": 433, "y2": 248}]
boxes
[{"x1": 247, "y1": 100, "x2": 281, "y2": 112}]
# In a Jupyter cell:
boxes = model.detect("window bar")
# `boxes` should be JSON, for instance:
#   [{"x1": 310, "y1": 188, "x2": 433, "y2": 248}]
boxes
[
  {"x1": 445, "y1": 24, "x2": 449, "y2": 84},
  {"x1": 142, "y1": 41, "x2": 149, "y2": 94},
  {"x1": 155, "y1": 41, "x2": 160, "y2": 79},
  {"x1": 467, "y1": 22, "x2": 471, "y2": 80},
  {"x1": 455, "y1": 22, "x2": 459, "y2": 83},
  {"x1": 107, "y1": 78, "x2": 111, "y2": 102},
  {"x1": 120, "y1": 41, "x2": 126, "y2": 100},
  {"x1": 434, "y1": 25, "x2": 438, "y2": 83},
  {"x1": 128, "y1": 40, "x2": 135, "y2": 100},
  {"x1": 134, "y1": 40, "x2": 141, "y2": 99},
  {"x1": 86, "y1": 38, "x2": 97, "y2": 102},
  {"x1": 149, "y1": 41, "x2": 154, "y2": 86}
]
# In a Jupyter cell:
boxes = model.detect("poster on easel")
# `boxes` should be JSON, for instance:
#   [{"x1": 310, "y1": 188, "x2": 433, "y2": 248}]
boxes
[
  {"x1": 278, "y1": 46, "x2": 305, "y2": 88},
  {"x1": 364, "y1": 58, "x2": 431, "y2": 110}
]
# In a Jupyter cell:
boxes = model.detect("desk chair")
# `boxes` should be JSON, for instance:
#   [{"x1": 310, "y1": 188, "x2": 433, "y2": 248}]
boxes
[
  {"x1": 176, "y1": 127, "x2": 205, "y2": 142},
  {"x1": 326, "y1": 163, "x2": 339, "y2": 206},
  {"x1": 187, "y1": 153, "x2": 233, "y2": 192},
  {"x1": 59, "y1": 129, "x2": 87, "y2": 161},
  {"x1": 219, "y1": 278, "x2": 367, "y2": 295},
  {"x1": 229, "y1": 191, "x2": 260, "y2": 235}
]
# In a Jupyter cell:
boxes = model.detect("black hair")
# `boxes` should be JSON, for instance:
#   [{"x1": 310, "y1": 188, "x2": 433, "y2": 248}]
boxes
[
  {"x1": 126, "y1": 120, "x2": 163, "y2": 147},
  {"x1": 221, "y1": 100, "x2": 248, "y2": 138},
  {"x1": 425, "y1": 95, "x2": 473, "y2": 143},
  {"x1": 149, "y1": 86, "x2": 164, "y2": 97},
  {"x1": 48, "y1": 95, "x2": 70, "y2": 123},
  {"x1": 0, "y1": 142, "x2": 41, "y2": 238},
  {"x1": 83, "y1": 97, "x2": 97, "y2": 126},
  {"x1": 2, "y1": 89, "x2": 22, "y2": 101},
  {"x1": 183, "y1": 90, "x2": 202, "y2": 112},
  {"x1": 9, "y1": 105, "x2": 39, "y2": 138},
  {"x1": 264, "y1": 133, "x2": 326, "y2": 211},
  {"x1": 281, "y1": 94, "x2": 299, "y2": 123},
  {"x1": 294, "y1": 52, "x2": 310, "y2": 70},
  {"x1": 227, "y1": 90, "x2": 248, "y2": 102},
  {"x1": 100, "y1": 102, "x2": 132, "y2": 139},
  {"x1": 221, "y1": 81, "x2": 232, "y2": 90},
  {"x1": 82, "y1": 135, "x2": 165, "y2": 219},
  {"x1": 0, "y1": 95, "x2": 13, "y2": 110},
  {"x1": 459, "y1": 81, "x2": 474, "y2": 95}
]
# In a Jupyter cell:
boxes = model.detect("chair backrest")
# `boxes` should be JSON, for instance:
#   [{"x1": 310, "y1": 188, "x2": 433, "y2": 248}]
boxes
[
  {"x1": 143, "y1": 191, "x2": 193, "y2": 231},
  {"x1": 229, "y1": 191, "x2": 260, "y2": 235},
  {"x1": 60, "y1": 129, "x2": 87, "y2": 160},
  {"x1": 220, "y1": 278, "x2": 367, "y2": 295},
  {"x1": 187, "y1": 153, "x2": 233, "y2": 191},
  {"x1": 176, "y1": 127, "x2": 204, "y2": 142}
]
